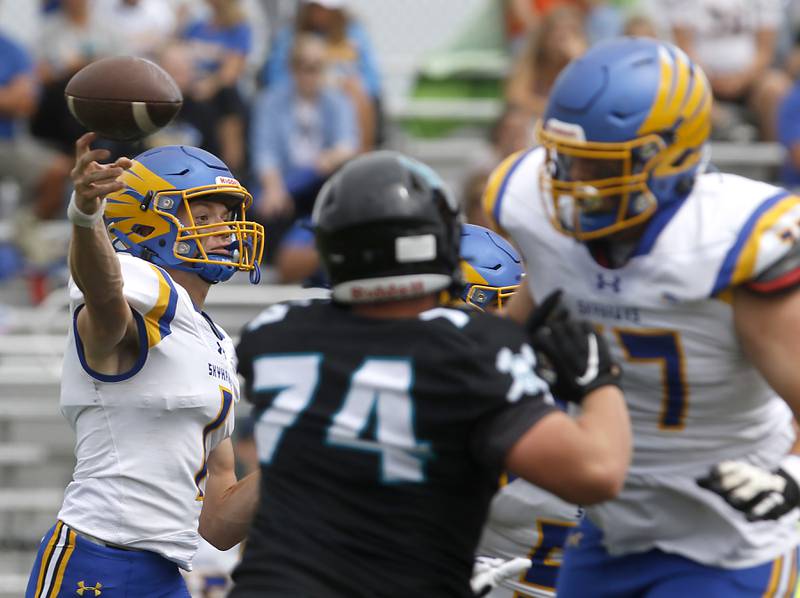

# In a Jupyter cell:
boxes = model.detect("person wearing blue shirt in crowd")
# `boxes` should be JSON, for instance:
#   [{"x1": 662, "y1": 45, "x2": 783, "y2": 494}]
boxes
[
  {"x1": 275, "y1": 218, "x2": 328, "y2": 287},
  {"x1": 251, "y1": 33, "x2": 358, "y2": 256},
  {"x1": 181, "y1": 0, "x2": 252, "y2": 174},
  {"x1": 777, "y1": 80, "x2": 800, "y2": 189},
  {"x1": 263, "y1": 0, "x2": 382, "y2": 149},
  {"x1": 0, "y1": 31, "x2": 70, "y2": 222}
]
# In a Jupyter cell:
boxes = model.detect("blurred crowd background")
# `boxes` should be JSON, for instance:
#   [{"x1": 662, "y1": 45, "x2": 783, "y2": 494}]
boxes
[
  {"x1": 3, "y1": 1, "x2": 800, "y2": 596},
  {"x1": 3, "y1": 0, "x2": 800, "y2": 308}
]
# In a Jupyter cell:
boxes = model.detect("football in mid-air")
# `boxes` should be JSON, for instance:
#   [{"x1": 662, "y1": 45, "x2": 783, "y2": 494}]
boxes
[{"x1": 65, "y1": 56, "x2": 183, "y2": 141}]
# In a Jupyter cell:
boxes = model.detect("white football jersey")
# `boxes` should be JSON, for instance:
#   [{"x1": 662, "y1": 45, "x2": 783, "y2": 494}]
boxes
[
  {"x1": 58, "y1": 253, "x2": 238, "y2": 570},
  {"x1": 486, "y1": 148, "x2": 800, "y2": 568},
  {"x1": 477, "y1": 474, "x2": 582, "y2": 597}
]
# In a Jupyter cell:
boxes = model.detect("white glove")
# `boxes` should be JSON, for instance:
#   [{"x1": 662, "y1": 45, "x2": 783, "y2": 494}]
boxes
[
  {"x1": 471, "y1": 556, "x2": 532, "y2": 597},
  {"x1": 697, "y1": 456, "x2": 800, "y2": 521}
]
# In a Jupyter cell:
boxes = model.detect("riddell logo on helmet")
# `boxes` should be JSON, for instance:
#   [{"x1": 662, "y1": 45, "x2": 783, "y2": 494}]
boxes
[
  {"x1": 545, "y1": 118, "x2": 586, "y2": 141},
  {"x1": 215, "y1": 176, "x2": 240, "y2": 186},
  {"x1": 351, "y1": 281, "x2": 425, "y2": 300}
]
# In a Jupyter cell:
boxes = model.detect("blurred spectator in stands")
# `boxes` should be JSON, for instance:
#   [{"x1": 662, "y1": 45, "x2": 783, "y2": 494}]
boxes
[
  {"x1": 240, "y1": 0, "x2": 271, "y2": 94},
  {"x1": 261, "y1": 0, "x2": 297, "y2": 42},
  {"x1": 0, "y1": 31, "x2": 70, "y2": 221},
  {"x1": 505, "y1": 6, "x2": 587, "y2": 119},
  {"x1": 0, "y1": 30, "x2": 72, "y2": 299},
  {"x1": 783, "y1": 1, "x2": 800, "y2": 78},
  {"x1": 623, "y1": 13, "x2": 659, "y2": 38},
  {"x1": 462, "y1": 105, "x2": 534, "y2": 230},
  {"x1": 0, "y1": 0, "x2": 41, "y2": 50},
  {"x1": 170, "y1": 0, "x2": 269, "y2": 82},
  {"x1": 31, "y1": 0, "x2": 115, "y2": 154},
  {"x1": 777, "y1": 80, "x2": 800, "y2": 189},
  {"x1": 263, "y1": 0, "x2": 381, "y2": 150},
  {"x1": 504, "y1": 0, "x2": 623, "y2": 52},
  {"x1": 668, "y1": 0, "x2": 791, "y2": 142},
  {"x1": 145, "y1": 43, "x2": 206, "y2": 149},
  {"x1": 93, "y1": 0, "x2": 177, "y2": 58},
  {"x1": 180, "y1": 0, "x2": 252, "y2": 176},
  {"x1": 467, "y1": 104, "x2": 534, "y2": 182},
  {"x1": 463, "y1": 173, "x2": 495, "y2": 231},
  {"x1": 275, "y1": 217, "x2": 328, "y2": 286},
  {"x1": 251, "y1": 34, "x2": 357, "y2": 258}
]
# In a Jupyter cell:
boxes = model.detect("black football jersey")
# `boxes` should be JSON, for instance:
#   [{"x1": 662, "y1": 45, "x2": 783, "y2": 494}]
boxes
[{"x1": 231, "y1": 300, "x2": 556, "y2": 598}]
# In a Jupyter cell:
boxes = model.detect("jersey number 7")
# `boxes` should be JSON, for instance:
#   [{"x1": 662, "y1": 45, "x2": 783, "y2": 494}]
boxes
[
  {"x1": 252, "y1": 354, "x2": 431, "y2": 483},
  {"x1": 615, "y1": 328, "x2": 688, "y2": 430}
]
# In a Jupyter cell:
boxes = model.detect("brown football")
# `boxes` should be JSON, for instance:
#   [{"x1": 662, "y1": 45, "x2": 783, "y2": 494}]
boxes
[{"x1": 65, "y1": 56, "x2": 183, "y2": 141}]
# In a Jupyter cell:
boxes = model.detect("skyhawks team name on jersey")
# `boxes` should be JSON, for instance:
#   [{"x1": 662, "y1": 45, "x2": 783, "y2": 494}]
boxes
[
  {"x1": 576, "y1": 299, "x2": 641, "y2": 323},
  {"x1": 208, "y1": 363, "x2": 235, "y2": 386}
]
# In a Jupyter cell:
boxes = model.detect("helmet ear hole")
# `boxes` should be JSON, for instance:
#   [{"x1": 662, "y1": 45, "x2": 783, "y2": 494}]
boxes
[{"x1": 131, "y1": 224, "x2": 155, "y2": 237}]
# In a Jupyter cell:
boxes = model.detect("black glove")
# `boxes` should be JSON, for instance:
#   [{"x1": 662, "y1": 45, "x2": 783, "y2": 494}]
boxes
[
  {"x1": 697, "y1": 459, "x2": 800, "y2": 521},
  {"x1": 525, "y1": 289, "x2": 570, "y2": 335},
  {"x1": 531, "y1": 316, "x2": 621, "y2": 405}
]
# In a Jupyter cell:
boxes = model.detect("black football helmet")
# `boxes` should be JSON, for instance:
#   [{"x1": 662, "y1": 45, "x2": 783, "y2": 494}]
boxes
[{"x1": 312, "y1": 151, "x2": 462, "y2": 303}]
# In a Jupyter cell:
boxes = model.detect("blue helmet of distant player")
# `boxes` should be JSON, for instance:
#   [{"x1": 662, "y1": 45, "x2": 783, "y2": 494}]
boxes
[
  {"x1": 104, "y1": 145, "x2": 264, "y2": 284},
  {"x1": 460, "y1": 223, "x2": 524, "y2": 311},
  {"x1": 537, "y1": 37, "x2": 712, "y2": 240}
]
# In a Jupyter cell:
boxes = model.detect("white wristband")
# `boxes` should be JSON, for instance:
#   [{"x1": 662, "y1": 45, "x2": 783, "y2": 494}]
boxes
[{"x1": 67, "y1": 191, "x2": 106, "y2": 228}]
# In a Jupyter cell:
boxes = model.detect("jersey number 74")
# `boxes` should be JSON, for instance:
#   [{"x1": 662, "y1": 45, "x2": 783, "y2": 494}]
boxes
[{"x1": 251, "y1": 354, "x2": 432, "y2": 483}]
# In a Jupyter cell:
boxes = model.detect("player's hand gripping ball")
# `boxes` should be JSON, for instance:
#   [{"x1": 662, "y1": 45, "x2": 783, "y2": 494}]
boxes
[{"x1": 65, "y1": 56, "x2": 183, "y2": 141}]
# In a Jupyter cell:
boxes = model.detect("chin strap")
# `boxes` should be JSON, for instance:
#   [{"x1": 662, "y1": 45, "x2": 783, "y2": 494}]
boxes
[{"x1": 249, "y1": 262, "x2": 261, "y2": 284}]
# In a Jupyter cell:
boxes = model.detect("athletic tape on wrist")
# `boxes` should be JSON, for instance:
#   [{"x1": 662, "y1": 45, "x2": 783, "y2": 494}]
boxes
[{"x1": 67, "y1": 191, "x2": 106, "y2": 228}]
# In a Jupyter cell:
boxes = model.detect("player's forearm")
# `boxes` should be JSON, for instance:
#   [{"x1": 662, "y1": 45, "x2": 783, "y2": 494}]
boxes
[
  {"x1": 69, "y1": 222, "x2": 128, "y2": 325},
  {"x1": 573, "y1": 386, "x2": 631, "y2": 499},
  {"x1": 69, "y1": 220, "x2": 131, "y2": 358},
  {"x1": 199, "y1": 470, "x2": 260, "y2": 550},
  {"x1": 506, "y1": 391, "x2": 630, "y2": 505}
]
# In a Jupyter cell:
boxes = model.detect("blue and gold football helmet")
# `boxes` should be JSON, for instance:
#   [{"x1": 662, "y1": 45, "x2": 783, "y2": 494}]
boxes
[
  {"x1": 105, "y1": 145, "x2": 264, "y2": 283},
  {"x1": 460, "y1": 223, "x2": 524, "y2": 311},
  {"x1": 537, "y1": 37, "x2": 712, "y2": 240}
]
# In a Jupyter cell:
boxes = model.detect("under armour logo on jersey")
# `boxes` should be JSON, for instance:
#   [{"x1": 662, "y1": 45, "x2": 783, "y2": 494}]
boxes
[
  {"x1": 495, "y1": 344, "x2": 549, "y2": 402},
  {"x1": 76, "y1": 581, "x2": 102, "y2": 596},
  {"x1": 596, "y1": 273, "x2": 621, "y2": 293}
]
